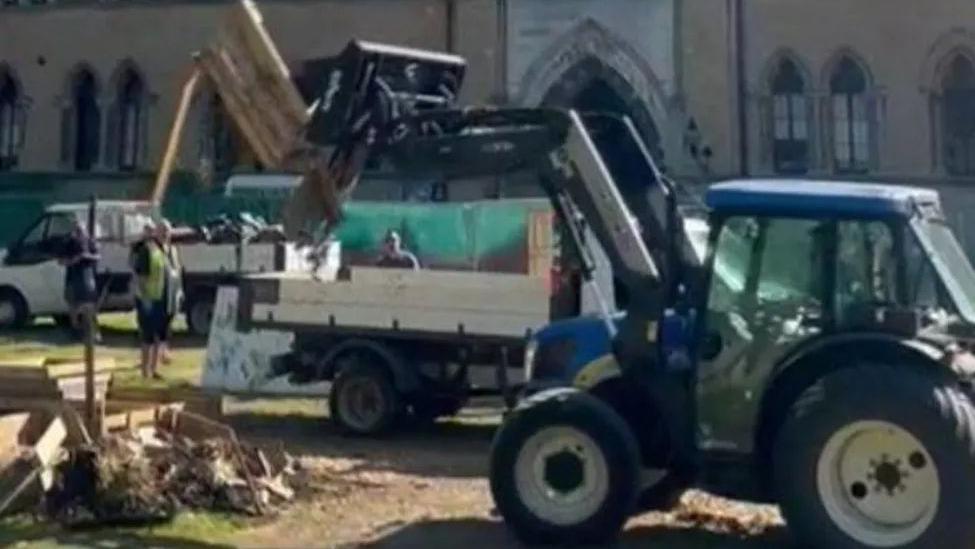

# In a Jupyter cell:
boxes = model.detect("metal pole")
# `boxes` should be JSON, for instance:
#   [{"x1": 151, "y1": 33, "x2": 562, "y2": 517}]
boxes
[{"x1": 84, "y1": 194, "x2": 97, "y2": 435}]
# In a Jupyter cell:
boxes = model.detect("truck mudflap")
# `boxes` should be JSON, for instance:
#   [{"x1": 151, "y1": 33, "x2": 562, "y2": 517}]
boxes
[{"x1": 201, "y1": 286, "x2": 327, "y2": 396}]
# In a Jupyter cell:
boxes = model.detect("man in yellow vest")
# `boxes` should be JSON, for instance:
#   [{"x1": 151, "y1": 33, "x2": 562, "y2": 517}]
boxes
[{"x1": 130, "y1": 222, "x2": 167, "y2": 379}]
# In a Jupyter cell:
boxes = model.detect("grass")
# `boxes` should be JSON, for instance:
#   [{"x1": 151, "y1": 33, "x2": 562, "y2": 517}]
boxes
[
  {"x1": 0, "y1": 511, "x2": 244, "y2": 548},
  {"x1": 0, "y1": 313, "x2": 205, "y2": 392}
]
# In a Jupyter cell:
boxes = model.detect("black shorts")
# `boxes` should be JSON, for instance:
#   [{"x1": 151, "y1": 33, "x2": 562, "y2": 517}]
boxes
[{"x1": 137, "y1": 300, "x2": 168, "y2": 344}]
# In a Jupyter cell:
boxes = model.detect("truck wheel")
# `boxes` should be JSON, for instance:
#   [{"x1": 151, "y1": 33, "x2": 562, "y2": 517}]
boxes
[
  {"x1": 0, "y1": 290, "x2": 28, "y2": 329},
  {"x1": 186, "y1": 297, "x2": 214, "y2": 337},
  {"x1": 490, "y1": 388, "x2": 639, "y2": 546},
  {"x1": 329, "y1": 360, "x2": 401, "y2": 436},
  {"x1": 774, "y1": 364, "x2": 975, "y2": 548}
]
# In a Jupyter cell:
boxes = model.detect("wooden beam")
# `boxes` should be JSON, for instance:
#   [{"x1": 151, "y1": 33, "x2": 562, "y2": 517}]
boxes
[{"x1": 151, "y1": 68, "x2": 202, "y2": 205}]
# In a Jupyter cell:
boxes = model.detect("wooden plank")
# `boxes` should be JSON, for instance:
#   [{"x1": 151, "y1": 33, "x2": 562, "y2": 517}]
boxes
[
  {"x1": 213, "y1": 33, "x2": 300, "y2": 152},
  {"x1": 151, "y1": 68, "x2": 201, "y2": 203},
  {"x1": 44, "y1": 357, "x2": 120, "y2": 379},
  {"x1": 0, "y1": 415, "x2": 67, "y2": 516},
  {"x1": 0, "y1": 358, "x2": 48, "y2": 380},
  {"x1": 0, "y1": 414, "x2": 29, "y2": 447},
  {"x1": 224, "y1": 0, "x2": 308, "y2": 127},
  {"x1": 197, "y1": 49, "x2": 281, "y2": 166}
]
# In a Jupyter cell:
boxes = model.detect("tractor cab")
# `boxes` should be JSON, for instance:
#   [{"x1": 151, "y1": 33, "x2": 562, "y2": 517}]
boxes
[
  {"x1": 696, "y1": 180, "x2": 975, "y2": 454},
  {"x1": 701, "y1": 180, "x2": 975, "y2": 352}
]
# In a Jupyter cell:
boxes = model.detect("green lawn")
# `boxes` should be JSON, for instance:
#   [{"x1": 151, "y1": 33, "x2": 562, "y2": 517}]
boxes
[{"x1": 0, "y1": 313, "x2": 205, "y2": 392}]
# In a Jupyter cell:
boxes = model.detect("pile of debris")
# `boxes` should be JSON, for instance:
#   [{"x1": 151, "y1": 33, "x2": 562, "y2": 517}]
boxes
[
  {"x1": 0, "y1": 404, "x2": 301, "y2": 529},
  {"x1": 173, "y1": 213, "x2": 288, "y2": 245},
  {"x1": 45, "y1": 428, "x2": 299, "y2": 528}
]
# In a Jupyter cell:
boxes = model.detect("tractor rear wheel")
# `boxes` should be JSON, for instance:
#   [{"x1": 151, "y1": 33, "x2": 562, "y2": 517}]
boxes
[
  {"x1": 774, "y1": 364, "x2": 975, "y2": 548},
  {"x1": 489, "y1": 388, "x2": 640, "y2": 546}
]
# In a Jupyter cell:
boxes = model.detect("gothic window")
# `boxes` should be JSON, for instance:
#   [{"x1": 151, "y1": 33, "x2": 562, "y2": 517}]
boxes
[
  {"x1": 771, "y1": 59, "x2": 810, "y2": 174},
  {"x1": 62, "y1": 68, "x2": 100, "y2": 172},
  {"x1": 115, "y1": 68, "x2": 145, "y2": 171},
  {"x1": 0, "y1": 71, "x2": 21, "y2": 171},
  {"x1": 942, "y1": 55, "x2": 975, "y2": 176},
  {"x1": 830, "y1": 57, "x2": 870, "y2": 173}
]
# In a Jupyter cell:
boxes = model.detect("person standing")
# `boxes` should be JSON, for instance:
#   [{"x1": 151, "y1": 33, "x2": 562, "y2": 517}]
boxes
[
  {"x1": 130, "y1": 222, "x2": 166, "y2": 379},
  {"x1": 60, "y1": 218, "x2": 101, "y2": 341},
  {"x1": 157, "y1": 220, "x2": 182, "y2": 364},
  {"x1": 376, "y1": 229, "x2": 420, "y2": 270}
]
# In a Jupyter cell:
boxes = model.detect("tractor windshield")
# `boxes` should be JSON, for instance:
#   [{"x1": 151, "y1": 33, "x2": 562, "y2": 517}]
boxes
[{"x1": 912, "y1": 218, "x2": 975, "y2": 323}]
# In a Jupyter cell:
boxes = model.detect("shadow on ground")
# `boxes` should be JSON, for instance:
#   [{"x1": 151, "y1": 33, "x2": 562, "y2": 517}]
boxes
[
  {"x1": 230, "y1": 408, "x2": 498, "y2": 479},
  {"x1": 354, "y1": 517, "x2": 792, "y2": 549}
]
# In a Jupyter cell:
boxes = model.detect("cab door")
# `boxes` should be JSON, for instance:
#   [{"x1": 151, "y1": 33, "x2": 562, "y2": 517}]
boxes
[
  {"x1": 696, "y1": 216, "x2": 829, "y2": 453},
  {"x1": 2, "y1": 213, "x2": 73, "y2": 314}
]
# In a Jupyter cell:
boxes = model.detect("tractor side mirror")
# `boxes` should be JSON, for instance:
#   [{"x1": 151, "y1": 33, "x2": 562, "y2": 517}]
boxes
[{"x1": 700, "y1": 331, "x2": 723, "y2": 361}]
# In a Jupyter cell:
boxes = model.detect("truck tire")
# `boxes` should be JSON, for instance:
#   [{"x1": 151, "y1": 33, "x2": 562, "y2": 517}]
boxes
[
  {"x1": 773, "y1": 364, "x2": 975, "y2": 548},
  {"x1": 329, "y1": 360, "x2": 402, "y2": 436},
  {"x1": 490, "y1": 388, "x2": 640, "y2": 546},
  {"x1": 186, "y1": 296, "x2": 214, "y2": 337},
  {"x1": 0, "y1": 289, "x2": 28, "y2": 330}
]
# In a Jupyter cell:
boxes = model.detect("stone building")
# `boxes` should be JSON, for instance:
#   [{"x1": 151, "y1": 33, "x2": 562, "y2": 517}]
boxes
[
  {"x1": 681, "y1": 0, "x2": 975, "y2": 246},
  {"x1": 0, "y1": 0, "x2": 696, "y2": 198},
  {"x1": 0, "y1": 0, "x2": 499, "y2": 181}
]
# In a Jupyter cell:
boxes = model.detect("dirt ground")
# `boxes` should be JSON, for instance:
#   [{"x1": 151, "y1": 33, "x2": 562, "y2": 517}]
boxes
[
  {"x1": 226, "y1": 402, "x2": 790, "y2": 549},
  {"x1": 0, "y1": 320, "x2": 790, "y2": 548}
]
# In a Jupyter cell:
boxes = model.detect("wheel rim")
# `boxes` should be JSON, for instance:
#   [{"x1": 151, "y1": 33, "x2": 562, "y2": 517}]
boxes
[
  {"x1": 0, "y1": 300, "x2": 17, "y2": 327},
  {"x1": 337, "y1": 376, "x2": 386, "y2": 432},
  {"x1": 191, "y1": 301, "x2": 213, "y2": 335},
  {"x1": 817, "y1": 420, "x2": 940, "y2": 547},
  {"x1": 514, "y1": 426, "x2": 610, "y2": 526}
]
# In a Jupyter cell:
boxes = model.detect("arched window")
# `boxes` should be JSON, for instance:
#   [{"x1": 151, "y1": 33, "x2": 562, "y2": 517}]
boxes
[
  {"x1": 830, "y1": 57, "x2": 870, "y2": 173},
  {"x1": 62, "y1": 68, "x2": 100, "y2": 172},
  {"x1": 0, "y1": 71, "x2": 21, "y2": 170},
  {"x1": 115, "y1": 68, "x2": 145, "y2": 171},
  {"x1": 942, "y1": 55, "x2": 975, "y2": 176},
  {"x1": 771, "y1": 59, "x2": 809, "y2": 174}
]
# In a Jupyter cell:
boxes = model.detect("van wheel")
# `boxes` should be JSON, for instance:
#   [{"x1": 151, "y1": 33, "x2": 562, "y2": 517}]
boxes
[
  {"x1": 0, "y1": 290, "x2": 28, "y2": 329},
  {"x1": 490, "y1": 388, "x2": 639, "y2": 546},
  {"x1": 329, "y1": 359, "x2": 401, "y2": 436},
  {"x1": 774, "y1": 364, "x2": 975, "y2": 548}
]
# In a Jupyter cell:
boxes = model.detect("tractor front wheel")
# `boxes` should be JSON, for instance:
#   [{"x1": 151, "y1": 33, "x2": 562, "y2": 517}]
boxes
[
  {"x1": 774, "y1": 364, "x2": 975, "y2": 548},
  {"x1": 489, "y1": 388, "x2": 640, "y2": 546}
]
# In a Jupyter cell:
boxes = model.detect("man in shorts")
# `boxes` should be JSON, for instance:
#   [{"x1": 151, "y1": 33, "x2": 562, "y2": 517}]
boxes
[{"x1": 130, "y1": 222, "x2": 166, "y2": 379}]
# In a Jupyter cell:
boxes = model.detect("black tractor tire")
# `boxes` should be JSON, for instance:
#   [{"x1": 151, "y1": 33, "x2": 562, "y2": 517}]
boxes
[
  {"x1": 186, "y1": 295, "x2": 214, "y2": 337},
  {"x1": 329, "y1": 359, "x2": 402, "y2": 436},
  {"x1": 774, "y1": 364, "x2": 975, "y2": 548},
  {"x1": 0, "y1": 290, "x2": 28, "y2": 330},
  {"x1": 489, "y1": 388, "x2": 640, "y2": 546}
]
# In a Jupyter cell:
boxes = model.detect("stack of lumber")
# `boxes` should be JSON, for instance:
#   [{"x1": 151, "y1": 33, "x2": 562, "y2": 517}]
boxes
[
  {"x1": 0, "y1": 411, "x2": 67, "y2": 516},
  {"x1": 0, "y1": 357, "x2": 123, "y2": 404},
  {"x1": 197, "y1": 0, "x2": 351, "y2": 234}
]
